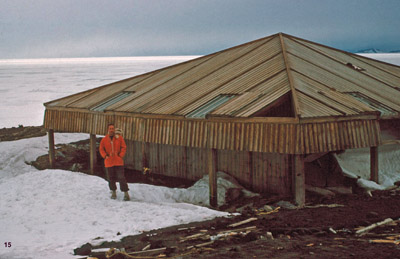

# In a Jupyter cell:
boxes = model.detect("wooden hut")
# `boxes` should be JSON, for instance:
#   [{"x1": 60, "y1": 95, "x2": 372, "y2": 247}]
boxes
[{"x1": 43, "y1": 33, "x2": 400, "y2": 206}]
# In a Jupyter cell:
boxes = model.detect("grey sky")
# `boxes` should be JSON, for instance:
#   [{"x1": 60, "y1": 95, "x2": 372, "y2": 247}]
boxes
[{"x1": 1, "y1": 0, "x2": 399, "y2": 58}]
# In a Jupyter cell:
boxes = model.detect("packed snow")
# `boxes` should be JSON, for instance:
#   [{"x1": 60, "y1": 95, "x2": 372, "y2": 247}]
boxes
[
  {"x1": 0, "y1": 133, "x2": 231, "y2": 258},
  {"x1": 1, "y1": 54, "x2": 400, "y2": 258},
  {"x1": 359, "y1": 53, "x2": 400, "y2": 66},
  {"x1": 335, "y1": 142, "x2": 400, "y2": 190}
]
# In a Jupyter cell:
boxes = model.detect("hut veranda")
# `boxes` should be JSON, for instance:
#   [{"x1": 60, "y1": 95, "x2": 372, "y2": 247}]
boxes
[{"x1": 43, "y1": 33, "x2": 400, "y2": 207}]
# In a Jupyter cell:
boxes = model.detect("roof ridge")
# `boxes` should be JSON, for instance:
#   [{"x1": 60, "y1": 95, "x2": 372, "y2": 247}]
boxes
[{"x1": 279, "y1": 33, "x2": 300, "y2": 120}]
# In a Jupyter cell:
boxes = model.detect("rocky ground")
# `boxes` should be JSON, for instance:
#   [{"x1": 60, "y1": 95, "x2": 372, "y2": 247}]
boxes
[
  {"x1": 2, "y1": 126, "x2": 400, "y2": 258},
  {"x1": 77, "y1": 190, "x2": 400, "y2": 259},
  {"x1": 0, "y1": 125, "x2": 47, "y2": 141}
]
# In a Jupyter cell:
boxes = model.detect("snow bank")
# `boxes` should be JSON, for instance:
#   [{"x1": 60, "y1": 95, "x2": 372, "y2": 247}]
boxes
[
  {"x1": 335, "y1": 144, "x2": 400, "y2": 190},
  {"x1": 0, "y1": 135, "x2": 228, "y2": 258},
  {"x1": 134, "y1": 171, "x2": 257, "y2": 207},
  {"x1": 0, "y1": 133, "x2": 88, "y2": 181},
  {"x1": 0, "y1": 170, "x2": 227, "y2": 259}
]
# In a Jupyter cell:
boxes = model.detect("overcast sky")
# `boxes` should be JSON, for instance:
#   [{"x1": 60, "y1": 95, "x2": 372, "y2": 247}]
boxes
[{"x1": 1, "y1": 0, "x2": 399, "y2": 59}]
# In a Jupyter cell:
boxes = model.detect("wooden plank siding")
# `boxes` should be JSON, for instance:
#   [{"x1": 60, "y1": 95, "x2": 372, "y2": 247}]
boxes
[
  {"x1": 44, "y1": 109, "x2": 381, "y2": 154},
  {"x1": 123, "y1": 139, "x2": 292, "y2": 195}
]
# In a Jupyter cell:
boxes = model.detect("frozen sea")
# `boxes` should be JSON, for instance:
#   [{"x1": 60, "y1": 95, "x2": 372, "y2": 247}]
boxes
[
  {"x1": 0, "y1": 56, "x2": 199, "y2": 128},
  {"x1": 1, "y1": 54, "x2": 400, "y2": 258}
]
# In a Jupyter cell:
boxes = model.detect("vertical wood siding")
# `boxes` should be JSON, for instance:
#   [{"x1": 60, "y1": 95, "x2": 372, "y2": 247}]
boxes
[
  {"x1": 124, "y1": 140, "x2": 292, "y2": 195},
  {"x1": 44, "y1": 109, "x2": 381, "y2": 154}
]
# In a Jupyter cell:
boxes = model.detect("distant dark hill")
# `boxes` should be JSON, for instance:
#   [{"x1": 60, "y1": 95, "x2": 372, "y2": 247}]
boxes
[
  {"x1": 356, "y1": 48, "x2": 400, "y2": 53},
  {"x1": 357, "y1": 48, "x2": 384, "y2": 53}
]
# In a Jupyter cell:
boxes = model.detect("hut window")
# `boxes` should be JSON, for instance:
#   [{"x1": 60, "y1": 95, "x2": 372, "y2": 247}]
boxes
[
  {"x1": 347, "y1": 92, "x2": 396, "y2": 116},
  {"x1": 186, "y1": 95, "x2": 236, "y2": 118},
  {"x1": 90, "y1": 91, "x2": 133, "y2": 111}
]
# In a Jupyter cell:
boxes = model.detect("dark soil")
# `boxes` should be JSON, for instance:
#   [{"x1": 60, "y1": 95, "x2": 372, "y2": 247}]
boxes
[
  {"x1": 80, "y1": 190, "x2": 400, "y2": 259},
  {"x1": 2, "y1": 126, "x2": 400, "y2": 259},
  {"x1": 0, "y1": 125, "x2": 47, "y2": 141}
]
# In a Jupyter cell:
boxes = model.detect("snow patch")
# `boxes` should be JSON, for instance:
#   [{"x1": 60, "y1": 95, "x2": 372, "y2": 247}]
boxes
[
  {"x1": 335, "y1": 144, "x2": 400, "y2": 190},
  {"x1": 0, "y1": 134, "x2": 228, "y2": 258}
]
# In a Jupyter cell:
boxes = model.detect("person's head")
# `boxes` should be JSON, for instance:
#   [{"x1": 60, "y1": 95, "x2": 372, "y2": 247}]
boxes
[{"x1": 107, "y1": 123, "x2": 115, "y2": 136}]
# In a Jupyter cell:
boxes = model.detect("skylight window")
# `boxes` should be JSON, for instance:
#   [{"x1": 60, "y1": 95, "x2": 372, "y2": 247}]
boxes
[
  {"x1": 90, "y1": 92, "x2": 133, "y2": 111},
  {"x1": 347, "y1": 92, "x2": 396, "y2": 116},
  {"x1": 186, "y1": 95, "x2": 236, "y2": 118}
]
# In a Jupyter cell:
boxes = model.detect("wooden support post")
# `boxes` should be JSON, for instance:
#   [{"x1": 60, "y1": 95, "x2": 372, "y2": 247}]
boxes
[
  {"x1": 293, "y1": 155, "x2": 305, "y2": 207},
  {"x1": 142, "y1": 141, "x2": 149, "y2": 169},
  {"x1": 247, "y1": 151, "x2": 253, "y2": 188},
  {"x1": 182, "y1": 146, "x2": 188, "y2": 177},
  {"x1": 370, "y1": 146, "x2": 379, "y2": 183},
  {"x1": 48, "y1": 129, "x2": 55, "y2": 169},
  {"x1": 90, "y1": 134, "x2": 97, "y2": 175},
  {"x1": 208, "y1": 148, "x2": 218, "y2": 208}
]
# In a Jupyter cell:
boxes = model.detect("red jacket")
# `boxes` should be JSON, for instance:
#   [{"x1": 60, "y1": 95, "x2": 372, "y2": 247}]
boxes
[{"x1": 99, "y1": 135, "x2": 127, "y2": 168}]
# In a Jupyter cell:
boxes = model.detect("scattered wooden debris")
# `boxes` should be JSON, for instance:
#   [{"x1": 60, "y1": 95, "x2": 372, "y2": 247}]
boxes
[
  {"x1": 369, "y1": 239, "x2": 400, "y2": 245},
  {"x1": 180, "y1": 232, "x2": 209, "y2": 242},
  {"x1": 187, "y1": 241, "x2": 215, "y2": 250},
  {"x1": 355, "y1": 218, "x2": 394, "y2": 236},
  {"x1": 105, "y1": 246, "x2": 168, "y2": 258},
  {"x1": 386, "y1": 234, "x2": 400, "y2": 240},
  {"x1": 329, "y1": 228, "x2": 337, "y2": 234},
  {"x1": 364, "y1": 233, "x2": 400, "y2": 238},
  {"x1": 128, "y1": 247, "x2": 167, "y2": 255},
  {"x1": 228, "y1": 217, "x2": 258, "y2": 228},
  {"x1": 304, "y1": 204, "x2": 344, "y2": 209},
  {"x1": 142, "y1": 244, "x2": 151, "y2": 251},
  {"x1": 178, "y1": 226, "x2": 196, "y2": 231},
  {"x1": 257, "y1": 206, "x2": 280, "y2": 215},
  {"x1": 219, "y1": 226, "x2": 257, "y2": 234},
  {"x1": 210, "y1": 229, "x2": 251, "y2": 241},
  {"x1": 180, "y1": 226, "x2": 257, "y2": 244},
  {"x1": 266, "y1": 231, "x2": 274, "y2": 240}
]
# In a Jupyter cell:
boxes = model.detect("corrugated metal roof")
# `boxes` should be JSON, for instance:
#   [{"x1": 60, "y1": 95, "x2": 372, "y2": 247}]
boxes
[
  {"x1": 300, "y1": 40, "x2": 400, "y2": 87},
  {"x1": 284, "y1": 36, "x2": 400, "y2": 114},
  {"x1": 297, "y1": 92, "x2": 343, "y2": 118},
  {"x1": 44, "y1": 32, "x2": 400, "y2": 120}
]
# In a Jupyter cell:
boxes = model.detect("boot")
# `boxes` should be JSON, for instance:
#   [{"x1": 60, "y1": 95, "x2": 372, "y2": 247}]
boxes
[
  {"x1": 124, "y1": 192, "x2": 130, "y2": 201},
  {"x1": 111, "y1": 190, "x2": 117, "y2": 199}
]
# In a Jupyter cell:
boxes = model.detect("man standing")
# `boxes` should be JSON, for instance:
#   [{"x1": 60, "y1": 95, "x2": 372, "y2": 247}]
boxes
[{"x1": 99, "y1": 124, "x2": 130, "y2": 201}]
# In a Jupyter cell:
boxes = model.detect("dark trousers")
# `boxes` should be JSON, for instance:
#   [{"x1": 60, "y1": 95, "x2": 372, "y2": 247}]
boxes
[{"x1": 105, "y1": 166, "x2": 129, "y2": 192}]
